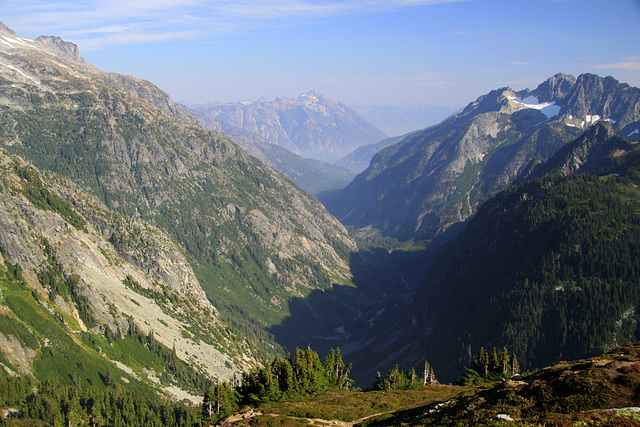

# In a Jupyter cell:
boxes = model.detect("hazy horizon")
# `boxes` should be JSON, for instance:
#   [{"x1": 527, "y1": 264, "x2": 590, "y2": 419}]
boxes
[{"x1": 2, "y1": 0, "x2": 639, "y2": 110}]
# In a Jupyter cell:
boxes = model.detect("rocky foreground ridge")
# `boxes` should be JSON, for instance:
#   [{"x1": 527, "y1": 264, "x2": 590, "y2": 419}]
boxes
[{"x1": 211, "y1": 344, "x2": 640, "y2": 426}]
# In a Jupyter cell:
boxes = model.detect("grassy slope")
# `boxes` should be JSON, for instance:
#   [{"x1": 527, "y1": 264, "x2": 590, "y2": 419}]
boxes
[{"x1": 214, "y1": 344, "x2": 640, "y2": 426}]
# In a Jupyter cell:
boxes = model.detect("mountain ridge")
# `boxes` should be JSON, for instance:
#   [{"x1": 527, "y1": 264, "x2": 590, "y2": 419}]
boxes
[
  {"x1": 322, "y1": 72, "x2": 640, "y2": 242},
  {"x1": 190, "y1": 91, "x2": 388, "y2": 162},
  {"x1": 0, "y1": 147, "x2": 251, "y2": 400}
]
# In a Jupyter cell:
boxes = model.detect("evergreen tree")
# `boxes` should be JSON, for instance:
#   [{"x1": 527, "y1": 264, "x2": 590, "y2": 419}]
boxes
[
  {"x1": 459, "y1": 347, "x2": 520, "y2": 385},
  {"x1": 294, "y1": 347, "x2": 328, "y2": 395},
  {"x1": 202, "y1": 388, "x2": 215, "y2": 420},
  {"x1": 271, "y1": 354, "x2": 295, "y2": 395},
  {"x1": 500, "y1": 347, "x2": 511, "y2": 375}
]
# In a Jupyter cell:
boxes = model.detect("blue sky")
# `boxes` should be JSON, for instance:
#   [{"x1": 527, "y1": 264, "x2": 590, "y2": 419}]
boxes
[{"x1": 2, "y1": 0, "x2": 640, "y2": 109}]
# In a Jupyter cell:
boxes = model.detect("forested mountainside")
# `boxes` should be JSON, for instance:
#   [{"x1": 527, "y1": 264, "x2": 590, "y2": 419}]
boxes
[
  {"x1": 183, "y1": 104, "x2": 355, "y2": 195},
  {"x1": 0, "y1": 23, "x2": 356, "y2": 364},
  {"x1": 322, "y1": 73, "x2": 640, "y2": 243},
  {"x1": 190, "y1": 91, "x2": 388, "y2": 162},
  {"x1": 390, "y1": 122, "x2": 640, "y2": 382},
  {"x1": 0, "y1": 148, "x2": 247, "y2": 400}
]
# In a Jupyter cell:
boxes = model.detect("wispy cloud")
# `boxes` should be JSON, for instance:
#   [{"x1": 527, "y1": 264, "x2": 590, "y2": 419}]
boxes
[
  {"x1": 1, "y1": 0, "x2": 468, "y2": 50},
  {"x1": 593, "y1": 58, "x2": 640, "y2": 71}
]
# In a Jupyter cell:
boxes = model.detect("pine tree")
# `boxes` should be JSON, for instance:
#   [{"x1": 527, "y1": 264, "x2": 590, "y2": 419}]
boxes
[
  {"x1": 202, "y1": 388, "x2": 215, "y2": 420},
  {"x1": 423, "y1": 360, "x2": 431, "y2": 386},
  {"x1": 512, "y1": 354, "x2": 520, "y2": 375},
  {"x1": 500, "y1": 347, "x2": 511, "y2": 375},
  {"x1": 474, "y1": 347, "x2": 490, "y2": 376},
  {"x1": 490, "y1": 347, "x2": 500, "y2": 373}
]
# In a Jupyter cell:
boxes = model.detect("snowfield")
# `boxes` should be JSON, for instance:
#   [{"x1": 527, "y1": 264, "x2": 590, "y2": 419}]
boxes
[{"x1": 508, "y1": 95, "x2": 561, "y2": 119}]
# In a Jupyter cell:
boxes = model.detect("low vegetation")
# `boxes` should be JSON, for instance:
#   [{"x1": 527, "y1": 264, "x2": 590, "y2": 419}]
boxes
[
  {"x1": 214, "y1": 345, "x2": 640, "y2": 426},
  {"x1": 4, "y1": 340, "x2": 640, "y2": 426}
]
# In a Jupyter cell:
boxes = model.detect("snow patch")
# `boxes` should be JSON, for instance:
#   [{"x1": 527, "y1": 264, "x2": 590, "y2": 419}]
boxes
[
  {"x1": 585, "y1": 114, "x2": 601, "y2": 125},
  {"x1": 458, "y1": 105, "x2": 477, "y2": 118},
  {"x1": 565, "y1": 114, "x2": 614, "y2": 129},
  {"x1": 3, "y1": 36, "x2": 30, "y2": 47},
  {"x1": 0, "y1": 35, "x2": 40, "y2": 52},
  {"x1": 508, "y1": 95, "x2": 561, "y2": 119},
  {"x1": 0, "y1": 62, "x2": 40, "y2": 85}
]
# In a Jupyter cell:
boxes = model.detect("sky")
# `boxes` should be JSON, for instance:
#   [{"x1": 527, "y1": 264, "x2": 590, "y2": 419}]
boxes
[{"x1": 2, "y1": 0, "x2": 640, "y2": 110}]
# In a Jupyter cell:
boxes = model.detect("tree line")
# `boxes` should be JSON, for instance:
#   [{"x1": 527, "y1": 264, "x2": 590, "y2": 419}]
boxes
[
  {"x1": 0, "y1": 368, "x2": 200, "y2": 427},
  {"x1": 202, "y1": 347, "x2": 352, "y2": 422},
  {"x1": 457, "y1": 347, "x2": 520, "y2": 385},
  {"x1": 0, "y1": 342, "x2": 526, "y2": 425}
]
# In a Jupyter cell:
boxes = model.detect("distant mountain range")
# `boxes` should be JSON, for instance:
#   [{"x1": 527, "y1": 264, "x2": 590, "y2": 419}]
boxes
[
  {"x1": 322, "y1": 73, "x2": 640, "y2": 242},
  {"x1": 333, "y1": 135, "x2": 405, "y2": 175},
  {"x1": 189, "y1": 91, "x2": 388, "y2": 162}
]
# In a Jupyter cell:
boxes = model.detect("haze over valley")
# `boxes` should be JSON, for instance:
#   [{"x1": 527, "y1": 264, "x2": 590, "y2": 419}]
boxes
[{"x1": 1, "y1": 1, "x2": 640, "y2": 425}]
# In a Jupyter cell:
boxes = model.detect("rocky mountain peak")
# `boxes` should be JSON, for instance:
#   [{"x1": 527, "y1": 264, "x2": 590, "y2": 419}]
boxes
[
  {"x1": 35, "y1": 35, "x2": 86, "y2": 63},
  {"x1": 299, "y1": 90, "x2": 325, "y2": 103},
  {"x1": 324, "y1": 73, "x2": 640, "y2": 242},
  {"x1": 583, "y1": 119, "x2": 617, "y2": 140},
  {"x1": 534, "y1": 73, "x2": 576, "y2": 102},
  {"x1": 190, "y1": 91, "x2": 387, "y2": 161},
  {"x1": 0, "y1": 21, "x2": 17, "y2": 36}
]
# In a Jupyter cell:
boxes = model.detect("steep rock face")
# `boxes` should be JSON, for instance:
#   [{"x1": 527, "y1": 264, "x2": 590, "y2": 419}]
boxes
[
  {"x1": 34, "y1": 35, "x2": 86, "y2": 64},
  {"x1": 0, "y1": 149, "x2": 250, "y2": 394},
  {"x1": 191, "y1": 91, "x2": 387, "y2": 162},
  {"x1": 323, "y1": 73, "x2": 640, "y2": 242},
  {"x1": 0, "y1": 24, "x2": 356, "y2": 356}
]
